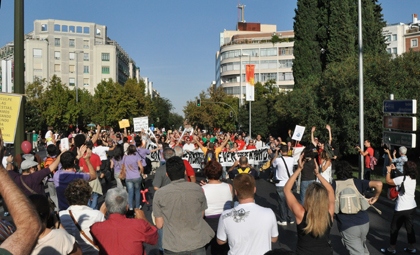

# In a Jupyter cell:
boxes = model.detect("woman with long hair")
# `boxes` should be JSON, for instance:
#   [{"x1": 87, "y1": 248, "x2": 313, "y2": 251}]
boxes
[
  {"x1": 318, "y1": 150, "x2": 332, "y2": 183},
  {"x1": 110, "y1": 144, "x2": 124, "y2": 189},
  {"x1": 381, "y1": 161, "x2": 417, "y2": 254},
  {"x1": 284, "y1": 153, "x2": 335, "y2": 255},
  {"x1": 123, "y1": 145, "x2": 143, "y2": 210}
]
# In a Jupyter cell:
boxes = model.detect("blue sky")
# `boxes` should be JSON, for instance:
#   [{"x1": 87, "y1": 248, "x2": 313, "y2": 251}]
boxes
[{"x1": 0, "y1": 0, "x2": 416, "y2": 116}]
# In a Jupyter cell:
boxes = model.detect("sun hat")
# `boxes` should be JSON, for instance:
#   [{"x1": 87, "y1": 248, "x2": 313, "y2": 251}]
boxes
[{"x1": 21, "y1": 159, "x2": 38, "y2": 170}]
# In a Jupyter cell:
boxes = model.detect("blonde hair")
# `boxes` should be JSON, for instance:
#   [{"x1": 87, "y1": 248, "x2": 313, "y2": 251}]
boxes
[{"x1": 303, "y1": 182, "x2": 331, "y2": 237}]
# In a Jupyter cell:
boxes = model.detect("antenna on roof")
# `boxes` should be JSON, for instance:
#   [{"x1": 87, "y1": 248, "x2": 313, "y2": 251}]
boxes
[{"x1": 238, "y1": 3, "x2": 246, "y2": 23}]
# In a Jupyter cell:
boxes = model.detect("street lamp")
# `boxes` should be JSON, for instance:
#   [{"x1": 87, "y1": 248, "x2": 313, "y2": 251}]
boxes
[
  {"x1": 75, "y1": 50, "x2": 84, "y2": 104},
  {"x1": 75, "y1": 50, "x2": 84, "y2": 128}
]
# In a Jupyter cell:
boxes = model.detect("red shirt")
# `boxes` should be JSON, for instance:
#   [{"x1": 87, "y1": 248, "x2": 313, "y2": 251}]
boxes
[
  {"x1": 365, "y1": 147, "x2": 374, "y2": 168},
  {"x1": 183, "y1": 160, "x2": 195, "y2": 182},
  {"x1": 90, "y1": 213, "x2": 158, "y2": 255},
  {"x1": 236, "y1": 140, "x2": 246, "y2": 150},
  {"x1": 79, "y1": 153, "x2": 101, "y2": 173},
  {"x1": 246, "y1": 145, "x2": 256, "y2": 150}
]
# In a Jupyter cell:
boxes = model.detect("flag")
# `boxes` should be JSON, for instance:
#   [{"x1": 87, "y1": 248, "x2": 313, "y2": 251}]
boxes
[{"x1": 245, "y1": 64, "x2": 255, "y2": 101}]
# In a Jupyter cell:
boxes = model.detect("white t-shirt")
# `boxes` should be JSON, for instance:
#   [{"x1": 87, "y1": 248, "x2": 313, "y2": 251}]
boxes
[
  {"x1": 93, "y1": 146, "x2": 110, "y2": 161},
  {"x1": 202, "y1": 182, "x2": 232, "y2": 216},
  {"x1": 31, "y1": 228, "x2": 75, "y2": 255},
  {"x1": 59, "y1": 205, "x2": 105, "y2": 255},
  {"x1": 318, "y1": 160, "x2": 332, "y2": 183},
  {"x1": 217, "y1": 202, "x2": 278, "y2": 255},
  {"x1": 183, "y1": 143, "x2": 195, "y2": 152},
  {"x1": 255, "y1": 140, "x2": 264, "y2": 150},
  {"x1": 394, "y1": 176, "x2": 417, "y2": 211},
  {"x1": 292, "y1": 147, "x2": 305, "y2": 166},
  {"x1": 273, "y1": 156, "x2": 294, "y2": 187}
]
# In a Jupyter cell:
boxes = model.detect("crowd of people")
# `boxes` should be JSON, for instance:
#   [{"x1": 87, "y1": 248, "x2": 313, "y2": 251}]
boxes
[{"x1": 0, "y1": 122, "x2": 417, "y2": 255}]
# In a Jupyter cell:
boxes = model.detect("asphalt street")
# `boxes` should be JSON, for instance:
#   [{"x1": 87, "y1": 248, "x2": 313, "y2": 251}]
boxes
[{"x1": 0, "y1": 157, "x2": 418, "y2": 255}]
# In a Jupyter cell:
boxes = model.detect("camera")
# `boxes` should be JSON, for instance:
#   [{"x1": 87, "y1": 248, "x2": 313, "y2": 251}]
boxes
[{"x1": 126, "y1": 209, "x2": 135, "y2": 218}]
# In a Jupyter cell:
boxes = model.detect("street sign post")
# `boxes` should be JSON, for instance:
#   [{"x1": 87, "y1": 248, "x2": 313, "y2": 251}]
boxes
[
  {"x1": 383, "y1": 100, "x2": 417, "y2": 114},
  {"x1": 383, "y1": 116, "x2": 417, "y2": 131},
  {"x1": 383, "y1": 131, "x2": 416, "y2": 148}
]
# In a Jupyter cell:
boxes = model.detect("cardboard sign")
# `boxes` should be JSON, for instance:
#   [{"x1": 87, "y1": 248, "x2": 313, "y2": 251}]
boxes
[
  {"x1": 133, "y1": 116, "x2": 148, "y2": 132},
  {"x1": 292, "y1": 125, "x2": 305, "y2": 141},
  {"x1": 118, "y1": 119, "x2": 130, "y2": 129},
  {"x1": 0, "y1": 93, "x2": 23, "y2": 143}
]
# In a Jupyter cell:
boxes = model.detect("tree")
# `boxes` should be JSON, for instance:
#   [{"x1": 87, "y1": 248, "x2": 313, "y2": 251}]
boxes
[{"x1": 292, "y1": 0, "x2": 323, "y2": 88}]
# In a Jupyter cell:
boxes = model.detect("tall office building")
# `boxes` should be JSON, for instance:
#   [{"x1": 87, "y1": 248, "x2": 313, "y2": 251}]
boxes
[
  {"x1": 0, "y1": 19, "x2": 141, "y2": 94},
  {"x1": 216, "y1": 20, "x2": 294, "y2": 102}
]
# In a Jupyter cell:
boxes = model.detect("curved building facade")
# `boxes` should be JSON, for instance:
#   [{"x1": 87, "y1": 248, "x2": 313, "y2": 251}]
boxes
[{"x1": 216, "y1": 22, "x2": 294, "y2": 101}]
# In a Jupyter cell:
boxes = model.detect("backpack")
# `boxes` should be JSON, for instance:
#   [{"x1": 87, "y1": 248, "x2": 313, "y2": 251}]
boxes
[
  {"x1": 369, "y1": 149, "x2": 378, "y2": 170},
  {"x1": 237, "y1": 167, "x2": 251, "y2": 174},
  {"x1": 334, "y1": 179, "x2": 370, "y2": 214},
  {"x1": 205, "y1": 149, "x2": 216, "y2": 162}
]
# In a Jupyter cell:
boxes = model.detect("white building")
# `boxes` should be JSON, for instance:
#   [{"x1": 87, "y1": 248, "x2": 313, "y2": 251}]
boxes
[
  {"x1": 383, "y1": 14, "x2": 420, "y2": 57},
  {"x1": 216, "y1": 21, "x2": 294, "y2": 102},
  {"x1": 0, "y1": 19, "x2": 141, "y2": 94}
]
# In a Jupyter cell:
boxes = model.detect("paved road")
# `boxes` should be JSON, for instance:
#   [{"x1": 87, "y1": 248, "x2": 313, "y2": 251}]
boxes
[
  {"x1": 0, "y1": 165, "x2": 418, "y2": 255},
  {"x1": 142, "y1": 170, "x2": 420, "y2": 255}
]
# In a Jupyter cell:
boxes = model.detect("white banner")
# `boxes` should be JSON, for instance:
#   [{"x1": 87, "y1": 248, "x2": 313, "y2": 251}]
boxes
[
  {"x1": 146, "y1": 144, "x2": 270, "y2": 168},
  {"x1": 133, "y1": 116, "x2": 148, "y2": 132}
]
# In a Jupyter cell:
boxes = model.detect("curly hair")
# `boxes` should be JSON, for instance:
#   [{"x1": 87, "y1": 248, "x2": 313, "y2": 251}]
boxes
[
  {"x1": 204, "y1": 160, "x2": 223, "y2": 180},
  {"x1": 64, "y1": 179, "x2": 92, "y2": 206}
]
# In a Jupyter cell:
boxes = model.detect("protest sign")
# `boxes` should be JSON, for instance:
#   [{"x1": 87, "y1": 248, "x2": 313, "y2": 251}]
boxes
[{"x1": 133, "y1": 116, "x2": 148, "y2": 132}]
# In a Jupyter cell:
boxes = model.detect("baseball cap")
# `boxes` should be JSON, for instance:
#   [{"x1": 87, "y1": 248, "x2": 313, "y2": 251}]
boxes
[{"x1": 21, "y1": 159, "x2": 38, "y2": 170}]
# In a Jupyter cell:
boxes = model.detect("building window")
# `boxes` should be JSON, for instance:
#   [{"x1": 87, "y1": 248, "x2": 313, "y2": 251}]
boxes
[
  {"x1": 411, "y1": 39, "x2": 418, "y2": 48},
  {"x1": 102, "y1": 53, "x2": 110, "y2": 61},
  {"x1": 279, "y1": 47, "x2": 293, "y2": 56},
  {"x1": 392, "y1": 34, "x2": 397, "y2": 41},
  {"x1": 69, "y1": 39, "x2": 75, "y2": 47},
  {"x1": 392, "y1": 48, "x2": 397, "y2": 54},
  {"x1": 54, "y1": 64, "x2": 60, "y2": 72},
  {"x1": 76, "y1": 26, "x2": 82, "y2": 33},
  {"x1": 33, "y1": 63, "x2": 42, "y2": 72},
  {"x1": 69, "y1": 26, "x2": 75, "y2": 33},
  {"x1": 69, "y1": 65, "x2": 75, "y2": 73},
  {"x1": 83, "y1": 40, "x2": 89, "y2": 49},
  {"x1": 279, "y1": 59, "x2": 293, "y2": 68},
  {"x1": 260, "y1": 48, "x2": 277, "y2": 57},
  {"x1": 278, "y1": 72, "x2": 294, "y2": 81},
  {"x1": 54, "y1": 24, "x2": 60, "y2": 32},
  {"x1": 385, "y1": 35, "x2": 391, "y2": 42},
  {"x1": 84, "y1": 27, "x2": 90, "y2": 34},
  {"x1": 62, "y1": 25, "x2": 68, "y2": 32},
  {"x1": 33, "y1": 49, "x2": 42, "y2": 58},
  {"x1": 96, "y1": 28, "x2": 101, "y2": 36},
  {"x1": 386, "y1": 48, "x2": 391, "y2": 54},
  {"x1": 69, "y1": 78, "x2": 75, "y2": 86},
  {"x1": 83, "y1": 78, "x2": 89, "y2": 86},
  {"x1": 54, "y1": 38, "x2": 60, "y2": 46},
  {"x1": 102, "y1": 66, "x2": 110, "y2": 74},
  {"x1": 83, "y1": 53, "x2": 89, "y2": 61},
  {"x1": 41, "y1": 24, "x2": 48, "y2": 32},
  {"x1": 69, "y1": 52, "x2": 75, "y2": 60},
  {"x1": 54, "y1": 51, "x2": 61, "y2": 60},
  {"x1": 83, "y1": 66, "x2": 89, "y2": 73}
]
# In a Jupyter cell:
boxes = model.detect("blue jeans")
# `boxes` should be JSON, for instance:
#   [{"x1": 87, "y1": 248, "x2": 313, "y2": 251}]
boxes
[
  {"x1": 276, "y1": 186, "x2": 295, "y2": 223},
  {"x1": 114, "y1": 173, "x2": 124, "y2": 189},
  {"x1": 300, "y1": 180, "x2": 314, "y2": 204},
  {"x1": 87, "y1": 192, "x2": 100, "y2": 209},
  {"x1": 126, "y1": 177, "x2": 141, "y2": 209}
]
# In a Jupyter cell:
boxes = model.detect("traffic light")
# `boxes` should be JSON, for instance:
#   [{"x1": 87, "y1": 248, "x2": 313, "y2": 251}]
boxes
[{"x1": 196, "y1": 99, "x2": 201, "y2": 106}]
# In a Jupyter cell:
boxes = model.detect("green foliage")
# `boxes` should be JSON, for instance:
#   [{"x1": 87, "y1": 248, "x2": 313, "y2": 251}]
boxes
[{"x1": 24, "y1": 75, "x2": 179, "y2": 132}]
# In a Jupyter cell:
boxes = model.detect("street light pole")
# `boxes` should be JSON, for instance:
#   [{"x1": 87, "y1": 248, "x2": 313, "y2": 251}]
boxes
[{"x1": 75, "y1": 50, "x2": 83, "y2": 128}]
